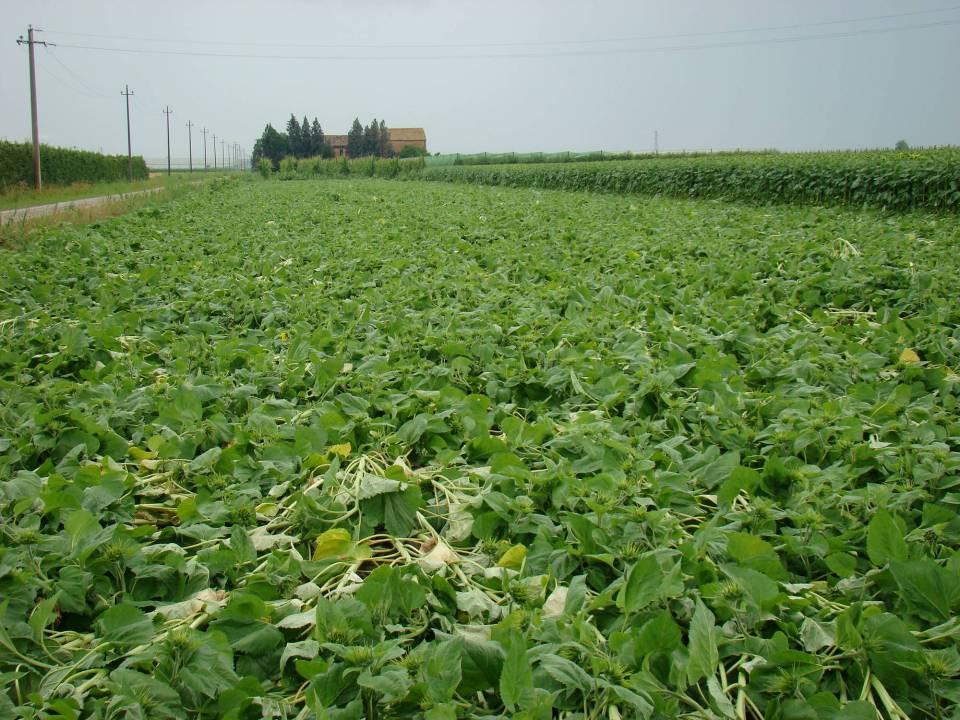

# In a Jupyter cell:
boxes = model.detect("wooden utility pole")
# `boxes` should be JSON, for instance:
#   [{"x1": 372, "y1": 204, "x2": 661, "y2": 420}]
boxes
[
  {"x1": 163, "y1": 106, "x2": 172, "y2": 176},
  {"x1": 121, "y1": 85, "x2": 134, "y2": 181},
  {"x1": 212, "y1": 133, "x2": 217, "y2": 169},
  {"x1": 186, "y1": 120, "x2": 194, "y2": 173},
  {"x1": 17, "y1": 26, "x2": 48, "y2": 190},
  {"x1": 201, "y1": 127, "x2": 208, "y2": 169},
  {"x1": 220, "y1": 139, "x2": 226, "y2": 169}
]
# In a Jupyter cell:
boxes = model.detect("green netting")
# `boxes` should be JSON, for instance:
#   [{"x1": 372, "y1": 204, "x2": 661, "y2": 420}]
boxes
[
  {"x1": 422, "y1": 149, "x2": 781, "y2": 167},
  {"x1": 426, "y1": 151, "x2": 626, "y2": 167}
]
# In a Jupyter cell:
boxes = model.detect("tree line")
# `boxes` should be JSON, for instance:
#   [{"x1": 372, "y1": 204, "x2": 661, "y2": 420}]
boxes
[
  {"x1": 347, "y1": 118, "x2": 391, "y2": 159},
  {"x1": 252, "y1": 115, "x2": 396, "y2": 169}
]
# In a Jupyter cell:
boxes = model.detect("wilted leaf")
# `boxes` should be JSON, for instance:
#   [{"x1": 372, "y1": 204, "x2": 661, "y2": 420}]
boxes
[{"x1": 497, "y1": 544, "x2": 527, "y2": 569}]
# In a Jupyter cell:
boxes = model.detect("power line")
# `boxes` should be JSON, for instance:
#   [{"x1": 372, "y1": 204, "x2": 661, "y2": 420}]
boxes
[
  {"x1": 37, "y1": 62, "x2": 104, "y2": 101},
  {"x1": 41, "y1": 4, "x2": 960, "y2": 50},
  {"x1": 44, "y1": 46, "x2": 113, "y2": 99},
  {"x1": 50, "y1": 19, "x2": 960, "y2": 61}
]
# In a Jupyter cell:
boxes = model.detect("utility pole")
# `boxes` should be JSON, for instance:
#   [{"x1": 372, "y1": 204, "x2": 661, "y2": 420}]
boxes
[
  {"x1": 186, "y1": 120, "x2": 193, "y2": 173},
  {"x1": 212, "y1": 133, "x2": 217, "y2": 169},
  {"x1": 654, "y1": 130, "x2": 659, "y2": 155},
  {"x1": 163, "y1": 106, "x2": 172, "y2": 176},
  {"x1": 201, "y1": 127, "x2": 208, "y2": 169},
  {"x1": 220, "y1": 139, "x2": 226, "y2": 170},
  {"x1": 121, "y1": 84, "x2": 134, "y2": 181},
  {"x1": 17, "y1": 26, "x2": 48, "y2": 190}
]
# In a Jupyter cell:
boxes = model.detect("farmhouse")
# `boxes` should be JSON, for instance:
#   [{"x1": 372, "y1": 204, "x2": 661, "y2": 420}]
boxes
[{"x1": 326, "y1": 128, "x2": 427, "y2": 157}]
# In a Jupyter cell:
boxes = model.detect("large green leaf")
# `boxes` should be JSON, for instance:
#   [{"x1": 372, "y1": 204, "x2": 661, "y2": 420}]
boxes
[
  {"x1": 866, "y1": 509, "x2": 908, "y2": 566},
  {"x1": 619, "y1": 554, "x2": 662, "y2": 615},
  {"x1": 890, "y1": 560, "x2": 960, "y2": 622},
  {"x1": 423, "y1": 638, "x2": 463, "y2": 703},
  {"x1": 500, "y1": 634, "x2": 532, "y2": 711},
  {"x1": 686, "y1": 600, "x2": 718, "y2": 685},
  {"x1": 96, "y1": 604, "x2": 155, "y2": 647}
]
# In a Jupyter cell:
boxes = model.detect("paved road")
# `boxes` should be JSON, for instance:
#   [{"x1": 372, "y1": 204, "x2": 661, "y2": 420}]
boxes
[{"x1": 0, "y1": 187, "x2": 165, "y2": 225}]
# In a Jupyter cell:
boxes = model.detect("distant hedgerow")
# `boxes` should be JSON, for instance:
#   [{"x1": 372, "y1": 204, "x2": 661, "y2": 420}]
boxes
[{"x1": 0, "y1": 141, "x2": 148, "y2": 188}]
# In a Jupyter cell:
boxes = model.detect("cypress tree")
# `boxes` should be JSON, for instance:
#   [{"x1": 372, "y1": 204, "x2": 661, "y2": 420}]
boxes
[
  {"x1": 301, "y1": 115, "x2": 311, "y2": 156},
  {"x1": 346, "y1": 118, "x2": 363, "y2": 158},
  {"x1": 378, "y1": 120, "x2": 390, "y2": 157},
  {"x1": 286, "y1": 115, "x2": 302, "y2": 158},
  {"x1": 361, "y1": 121, "x2": 375, "y2": 157}
]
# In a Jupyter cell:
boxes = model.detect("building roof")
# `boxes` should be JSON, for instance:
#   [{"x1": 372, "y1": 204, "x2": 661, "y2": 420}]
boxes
[
  {"x1": 386, "y1": 128, "x2": 426, "y2": 143},
  {"x1": 322, "y1": 128, "x2": 425, "y2": 150}
]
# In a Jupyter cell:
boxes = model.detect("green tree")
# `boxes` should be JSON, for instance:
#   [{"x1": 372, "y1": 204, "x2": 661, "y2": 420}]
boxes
[
  {"x1": 399, "y1": 144, "x2": 427, "y2": 158},
  {"x1": 378, "y1": 120, "x2": 391, "y2": 157},
  {"x1": 258, "y1": 123, "x2": 289, "y2": 169},
  {"x1": 362, "y1": 119, "x2": 379, "y2": 158},
  {"x1": 347, "y1": 118, "x2": 364, "y2": 158},
  {"x1": 895, "y1": 139, "x2": 910, "y2": 151},
  {"x1": 301, "y1": 115, "x2": 312, "y2": 156},
  {"x1": 287, "y1": 115, "x2": 303, "y2": 158},
  {"x1": 310, "y1": 118, "x2": 324, "y2": 157}
]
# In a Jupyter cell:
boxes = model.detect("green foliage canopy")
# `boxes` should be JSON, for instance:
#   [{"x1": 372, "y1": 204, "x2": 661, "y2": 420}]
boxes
[
  {"x1": 2, "y1": 177, "x2": 958, "y2": 717},
  {"x1": 0, "y1": 141, "x2": 148, "y2": 188}
]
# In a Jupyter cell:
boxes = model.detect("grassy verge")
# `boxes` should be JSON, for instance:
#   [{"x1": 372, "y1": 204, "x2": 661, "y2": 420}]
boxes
[
  {"x1": 0, "y1": 174, "x2": 245, "y2": 246},
  {"x1": 0, "y1": 172, "x2": 225, "y2": 211}
]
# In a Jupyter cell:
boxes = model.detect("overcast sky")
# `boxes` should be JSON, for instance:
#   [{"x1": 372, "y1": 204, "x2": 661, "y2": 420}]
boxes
[{"x1": 2, "y1": 0, "x2": 958, "y2": 162}]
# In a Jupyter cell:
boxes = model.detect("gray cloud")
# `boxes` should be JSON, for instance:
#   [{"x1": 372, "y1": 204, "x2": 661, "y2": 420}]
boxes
[{"x1": 2, "y1": 0, "x2": 958, "y2": 162}]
